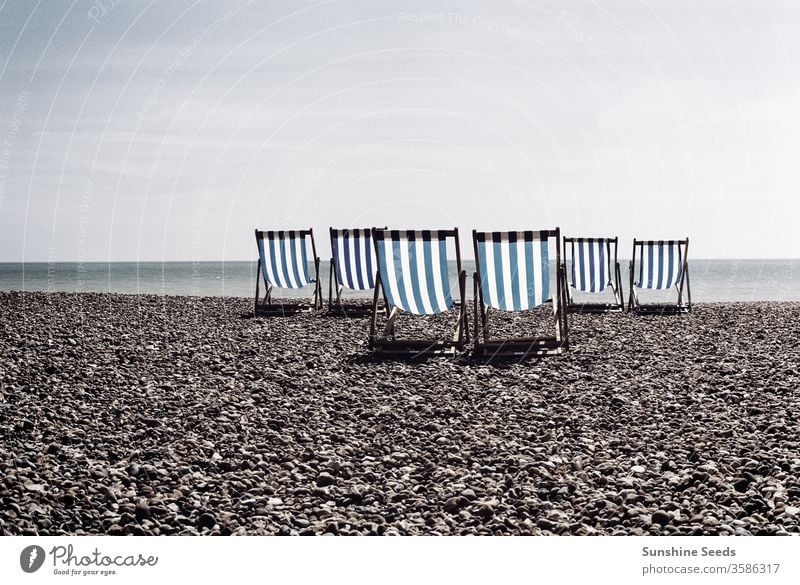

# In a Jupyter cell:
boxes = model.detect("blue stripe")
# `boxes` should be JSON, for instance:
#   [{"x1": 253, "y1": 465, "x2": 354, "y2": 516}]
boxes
[
  {"x1": 353, "y1": 232, "x2": 365, "y2": 290},
  {"x1": 525, "y1": 238, "x2": 535, "y2": 306},
  {"x1": 637, "y1": 244, "x2": 643, "y2": 287},
  {"x1": 656, "y1": 243, "x2": 664, "y2": 289},
  {"x1": 289, "y1": 237, "x2": 304, "y2": 287},
  {"x1": 492, "y1": 237, "x2": 504, "y2": 309},
  {"x1": 300, "y1": 235, "x2": 310, "y2": 283},
  {"x1": 665, "y1": 243, "x2": 674, "y2": 289},
  {"x1": 422, "y1": 237, "x2": 437, "y2": 313},
  {"x1": 570, "y1": 241, "x2": 577, "y2": 288},
  {"x1": 392, "y1": 238, "x2": 411, "y2": 312},
  {"x1": 268, "y1": 237, "x2": 282, "y2": 287},
  {"x1": 376, "y1": 239, "x2": 396, "y2": 307},
  {"x1": 508, "y1": 234, "x2": 521, "y2": 311},
  {"x1": 477, "y1": 240, "x2": 491, "y2": 309},
  {"x1": 588, "y1": 240, "x2": 596, "y2": 293},
  {"x1": 437, "y1": 236, "x2": 452, "y2": 309},
  {"x1": 342, "y1": 232, "x2": 354, "y2": 289},
  {"x1": 277, "y1": 238, "x2": 291, "y2": 288},
  {"x1": 598, "y1": 241, "x2": 606, "y2": 292},
  {"x1": 407, "y1": 236, "x2": 426, "y2": 314},
  {"x1": 646, "y1": 243, "x2": 654, "y2": 288},
  {"x1": 539, "y1": 238, "x2": 550, "y2": 302},
  {"x1": 365, "y1": 231, "x2": 375, "y2": 288},
  {"x1": 257, "y1": 239, "x2": 268, "y2": 284},
  {"x1": 331, "y1": 234, "x2": 340, "y2": 285},
  {"x1": 577, "y1": 241, "x2": 586, "y2": 291}
]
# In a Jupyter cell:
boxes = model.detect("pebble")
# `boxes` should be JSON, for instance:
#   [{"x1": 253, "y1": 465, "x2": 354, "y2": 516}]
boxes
[{"x1": 1, "y1": 293, "x2": 798, "y2": 536}]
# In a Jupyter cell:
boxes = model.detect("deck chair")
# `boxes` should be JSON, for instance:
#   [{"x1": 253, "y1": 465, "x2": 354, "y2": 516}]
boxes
[
  {"x1": 563, "y1": 236, "x2": 624, "y2": 312},
  {"x1": 472, "y1": 229, "x2": 568, "y2": 358},
  {"x1": 254, "y1": 229, "x2": 322, "y2": 316},
  {"x1": 628, "y1": 238, "x2": 691, "y2": 314},
  {"x1": 328, "y1": 227, "x2": 381, "y2": 315},
  {"x1": 369, "y1": 228, "x2": 468, "y2": 357}
]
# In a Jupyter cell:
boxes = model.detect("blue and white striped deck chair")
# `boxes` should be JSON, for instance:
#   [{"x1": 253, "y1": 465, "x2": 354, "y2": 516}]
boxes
[
  {"x1": 369, "y1": 228, "x2": 468, "y2": 356},
  {"x1": 628, "y1": 238, "x2": 691, "y2": 314},
  {"x1": 563, "y1": 236, "x2": 624, "y2": 312},
  {"x1": 472, "y1": 229, "x2": 568, "y2": 358},
  {"x1": 328, "y1": 227, "x2": 380, "y2": 314},
  {"x1": 254, "y1": 229, "x2": 322, "y2": 315}
]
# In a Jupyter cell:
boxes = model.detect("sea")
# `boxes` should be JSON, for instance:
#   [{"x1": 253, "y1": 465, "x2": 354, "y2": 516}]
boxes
[{"x1": 0, "y1": 260, "x2": 799, "y2": 302}]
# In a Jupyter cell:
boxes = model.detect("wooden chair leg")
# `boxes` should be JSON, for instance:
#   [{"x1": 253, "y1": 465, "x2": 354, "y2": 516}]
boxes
[{"x1": 384, "y1": 306, "x2": 400, "y2": 338}]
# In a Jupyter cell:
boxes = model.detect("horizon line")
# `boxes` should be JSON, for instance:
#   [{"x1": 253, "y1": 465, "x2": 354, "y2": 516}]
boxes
[{"x1": 2, "y1": 257, "x2": 800, "y2": 263}]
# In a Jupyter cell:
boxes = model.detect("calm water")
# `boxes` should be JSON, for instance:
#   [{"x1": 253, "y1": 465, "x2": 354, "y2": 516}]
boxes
[{"x1": 1, "y1": 260, "x2": 799, "y2": 302}]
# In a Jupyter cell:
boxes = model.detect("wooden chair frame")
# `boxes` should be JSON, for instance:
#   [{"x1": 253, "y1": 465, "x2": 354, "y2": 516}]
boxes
[
  {"x1": 472, "y1": 228, "x2": 569, "y2": 359},
  {"x1": 328, "y1": 227, "x2": 385, "y2": 316},
  {"x1": 368, "y1": 228, "x2": 468, "y2": 358},
  {"x1": 628, "y1": 238, "x2": 691, "y2": 315},
  {"x1": 254, "y1": 228, "x2": 322, "y2": 316},
  {"x1": 563, "y1": 236, "x2": 624, "y2": 313}
]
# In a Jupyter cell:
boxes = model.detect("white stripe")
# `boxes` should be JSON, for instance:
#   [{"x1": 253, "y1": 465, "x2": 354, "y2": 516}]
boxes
[
  {"x1": 600, "y1": 241, "x2": 608, "y2": 290},
  {"x1": 359, "y1": 231, "x2": 371, "y2": 288},
  {"x1": 638, "y1": 244, "x2": 647, "y2": 288},
  {"x1": 300, "y1": 235, "x2": 310, "y2": 285},
  {"x1": 398, "y1": 237, "x2": 419, "y2": 314},
  {"x1": 592, "y1": 241, "x2": 602, "y2": 291},
  {"x1": 272, "y1": 238, "x2": 287, "y2": 288},
  {"x1": 347, "y1": 233, "x2": 359, "y2": 289},
  {"x1": 414, "y1": 239, "x2": 433, "y2": 314},
  {"x1": 517, "y1": 238, "x2": 529, "y2": 311},
  {"x1": 485, "y1": 239, "x2": 498, "y2": 309},
  {"x1": 296, "y1": 236, "x2": 309, "y2": 286},
  {"x1": 283, "y1": 238, "x2": 299, "y2": 289},
  {"x1": 382, "y1": 239, "x2": 403, "y2": 309},
  {"x1": 532, "y1": 239, "x2": 543, "y2": 306},
  {"x1": 261, "y1": 239, "x2": 276, "y2": 286},
  {"x1": 430, "y1": 232, "x2": 448, "y2": 313},
  {"x1": 500, "y1": 238, "x2": 513, "y2": 311},
  {"x1": 335, "y1": 235, "x2": 348, "y2": 288},
  {"x1": 578, "y1": 242, "x2": 591, "y2": 292}
]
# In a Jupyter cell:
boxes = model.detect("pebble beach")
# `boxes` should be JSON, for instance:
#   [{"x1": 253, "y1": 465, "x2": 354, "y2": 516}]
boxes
[{"x1": 1, "y1": 291, "x2": 799, "y2": 536}]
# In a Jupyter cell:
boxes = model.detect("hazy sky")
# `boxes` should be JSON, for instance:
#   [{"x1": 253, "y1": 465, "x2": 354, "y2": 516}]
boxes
[{"x1": 1, "y1": 0, "x2": 798, "y2": 261}]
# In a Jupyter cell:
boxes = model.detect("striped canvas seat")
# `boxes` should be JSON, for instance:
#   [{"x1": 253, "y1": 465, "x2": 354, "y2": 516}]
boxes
[
  {"x1": 628, "y1": 238, "x2": 691, "y2": 314},
  {"x1": 472, "y1": 229, "x2": 568, "y2": 358},
  {"x1": 330, "y1": 228, "x2": 376, "y2": 291},
  {"x1": 569, "y1": 238, "x2": 612, "y2": 292},
  {"x1": 634, "y1": 241, "x2": 684, "y2": 290},
  {"x1": 474, "y1": 231, "x2": 550, "y2": 311},
  {"x1": 369, "y1": 228, "x2": 467, "y2": 356},
  {"x1": 563, "y1": 237, "x2": 624, "y2": 312},
  {"x1": 374, "y1": 230, "x2": 453, "y2": 315},
  {"x1": 256, "y1": 230, "x2": 313, "y2": 289},
  {"x1": 253, "y1": 229, "x2": 321, "y2": 315}
]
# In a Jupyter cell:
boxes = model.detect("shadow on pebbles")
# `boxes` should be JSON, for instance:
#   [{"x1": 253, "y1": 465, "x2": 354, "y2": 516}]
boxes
[{"x1": 1, "y1": 291, "x2": 799, "y2": 535}]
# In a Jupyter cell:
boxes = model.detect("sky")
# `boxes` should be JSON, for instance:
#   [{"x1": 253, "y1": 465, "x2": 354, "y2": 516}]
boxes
[{"x1": 0, "y1": 0, "x2": 798, "y2": 262}]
